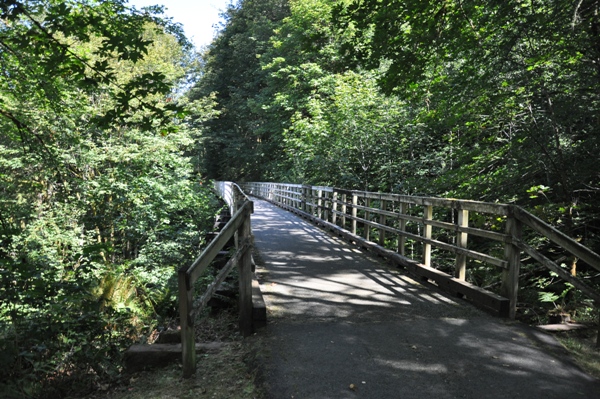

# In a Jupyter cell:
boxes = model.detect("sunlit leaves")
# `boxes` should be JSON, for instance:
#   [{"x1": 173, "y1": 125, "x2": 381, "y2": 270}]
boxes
[{"x1": 0, "y1": 2, "x2": 219, "y2": 395}]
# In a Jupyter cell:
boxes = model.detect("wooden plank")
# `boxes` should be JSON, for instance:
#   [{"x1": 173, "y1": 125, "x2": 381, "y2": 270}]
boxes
[
  {"x1": 433, "y1": 238, "x2": 508, "y2": 268},
  {"x1": 514, "y1": 207, "x2": 600, "y2": 273},
  {"x1": 356, "y1": 193, "x2": 511, "y2": 215},
  {"x1": 397, "y1": 260, "x2": 510, "y2": 316},
  {"x1": 125, "y1": 343, "x2": 224, "y2": 373},
  {"x1": 333, "y1": 206, "x2": 508, "y2": 242},
  {"x1": 312, "y1": 185, "x2": 333, "y2": 192},
  {"x1": 427, "y1": 219, "x2": 509, "y2": 242}
]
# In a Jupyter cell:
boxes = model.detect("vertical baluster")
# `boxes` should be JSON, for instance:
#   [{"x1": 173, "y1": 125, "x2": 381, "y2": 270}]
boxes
[
  {"x1": 379, "y1": 199, "x2": 387, "y2": 247},
  {"x1": 365, "y1": 197, "x2": 371, "y2": 241},
  {"x1": 341, "y1": 193, "x2": 347, "y2": 229},
  {"x1": 332, "y1": 191, "x2": 338, "y2": 225},
  {"x1": 323, "y1": 190, "x2": 329, "y2": 221},
  {"x1": 423, "y1": 204, "x2": 432, "y2": 267},
  {"x1": 352, "y1": 194, "x2": 358, "y2": 235},
  {"x1": 317, "y1": 189, "x2": 323, "y2": 219},
  {"x1": 455, "y1": 209, "x2": 469, "y2": 280},
  {"x1": 398, "y1": 202, "x2": 407, "y2": 256}
]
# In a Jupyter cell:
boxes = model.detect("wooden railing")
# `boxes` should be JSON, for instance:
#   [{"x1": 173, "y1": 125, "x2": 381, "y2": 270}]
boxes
[
  {"x1": 241, "y1": 182, "x2": 600, "y2": 327},
  {"x1": 177, "y1": 182, "x2": 253, "y2": 378}
]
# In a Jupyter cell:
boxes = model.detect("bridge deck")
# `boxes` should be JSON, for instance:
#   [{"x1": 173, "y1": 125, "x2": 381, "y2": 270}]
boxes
[{"x1": 251, "y1": 199, "x2": 599, "y2": 399}]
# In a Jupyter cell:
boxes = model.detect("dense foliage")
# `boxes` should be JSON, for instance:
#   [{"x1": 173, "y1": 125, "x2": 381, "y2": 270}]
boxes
[
  {"x1": 0, "y1": 1, "x2": 220, "y2": 397},
  {"x1": 196, "y1": 0, "x2": 599, "y2": 322}
]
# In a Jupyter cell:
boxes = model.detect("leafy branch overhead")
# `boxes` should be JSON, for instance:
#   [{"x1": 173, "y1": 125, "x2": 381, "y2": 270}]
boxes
[
  {"x1": 0, "y1": 1, "x2": 219, "y2": 397},
  {"x1": 0, "y1": 0, "x2": 187, "y2": 131}
]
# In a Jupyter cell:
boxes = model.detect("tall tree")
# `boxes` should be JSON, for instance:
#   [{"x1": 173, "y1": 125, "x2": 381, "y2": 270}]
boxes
[
  {"x1": 191, "y1": 0, "x2": 290, "y2": 181},
  {"x1": 336, "y1": 1, "x2": 600, "y2": 207}
]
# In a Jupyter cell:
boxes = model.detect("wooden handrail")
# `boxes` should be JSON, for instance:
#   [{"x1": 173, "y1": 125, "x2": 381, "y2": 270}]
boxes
[
  {"x1": 513, "y1": 206, "x2": 600, "y2": 273},
  {"x1": 178, "y1": 183, "x2": 253, "y2": 378}
]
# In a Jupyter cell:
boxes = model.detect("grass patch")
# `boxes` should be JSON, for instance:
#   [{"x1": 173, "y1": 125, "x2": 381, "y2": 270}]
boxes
[
  {"x1": 79, "y1": 309, "x2": 264, "y2": 399},
  {"x1": 81, "y1": 342, "x2": 260, "y2": 399},
  {"x1": 555, "y1": 328, "x2": 600, "y2": 380}
]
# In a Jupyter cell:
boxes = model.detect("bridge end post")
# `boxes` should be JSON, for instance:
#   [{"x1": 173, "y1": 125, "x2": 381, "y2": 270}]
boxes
[
  {"x1": 237, "y1": 205, "x2": 253, "y2": 337},
  {"x1": 596, "y1": 303, "x2": 600, "y2": 349},
  {"x1": 178, "y1": 268, "x2": 196, "y2": 378},
  {"x1": 501, "y1": 213, "x2": 522, "y2": 319}
]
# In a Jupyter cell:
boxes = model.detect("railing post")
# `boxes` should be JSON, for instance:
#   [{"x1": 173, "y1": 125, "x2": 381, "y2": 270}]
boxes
[
  {"x1": 317, "y1": 189, "x2": 323, "y2": 220},
  {"x1": 302, "y1": 185, "x2": 308, "y2": 212},
  {"x1": 398, "y1": 202, "x2": 407, "y2": 256},
  {"x1": 455, "y1": 209, "x2": 469, "y2": 280},
  {"x1": 341, "y1": 193, "x2": 347, "y2": 229},
  {"x1": 502, "y1": 212, "x2": 522, "y2": 319},
  {"x1": 332, "y1": 191, "x2": 338, "y2": 225},
  {"x1": 423, "y1": 204, "x2": 432, "y2": 267},
  {"x1": 352, "y1": 193, "x2": 358, "y2": 235},
  {"x1": 379, "y1": 199, "x2": 387, "y2": 247},
  {"x1": 597, "y1": 304, "x2": 600, "y2": 348},
  {"x1": 323, "y1": 190, "x2": 329, "y2": 221},
  {"x1": 365, "y1": 197, "x2": 371, "y2": 241},
  {"x1": 237, "y1": 205, "x2": 253, "y2": 336},
  {"x1": 178, "y1": 269, "x2": 195, "y2": 378}
]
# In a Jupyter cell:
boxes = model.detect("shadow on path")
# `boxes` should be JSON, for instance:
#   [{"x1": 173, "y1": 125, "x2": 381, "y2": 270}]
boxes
[{"x1": 251, "y1": 199, "x2": 600, "y2": 399}]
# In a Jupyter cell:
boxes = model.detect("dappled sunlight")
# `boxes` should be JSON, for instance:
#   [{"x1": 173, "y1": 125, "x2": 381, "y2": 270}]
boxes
[
  {"x1": 253, "y1": 200, "x2": 470, "y2": 320},
  {"x1": 373, "y1": 359, "x2": 449, "y2": 374}
]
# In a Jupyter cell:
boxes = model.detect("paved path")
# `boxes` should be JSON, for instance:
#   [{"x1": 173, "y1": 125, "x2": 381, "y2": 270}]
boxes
[{"x1": 251, "y1": 199, "x2": 600, "y2": 399}]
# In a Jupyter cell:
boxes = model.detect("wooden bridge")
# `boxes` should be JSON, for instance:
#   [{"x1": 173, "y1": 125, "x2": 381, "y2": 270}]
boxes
[
  {"x1": 176, "y1": 181, "x2": 600, "y2": 396},
  {"x1": 240, "y1": 182, "x2": 600, "y2": 319}
]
